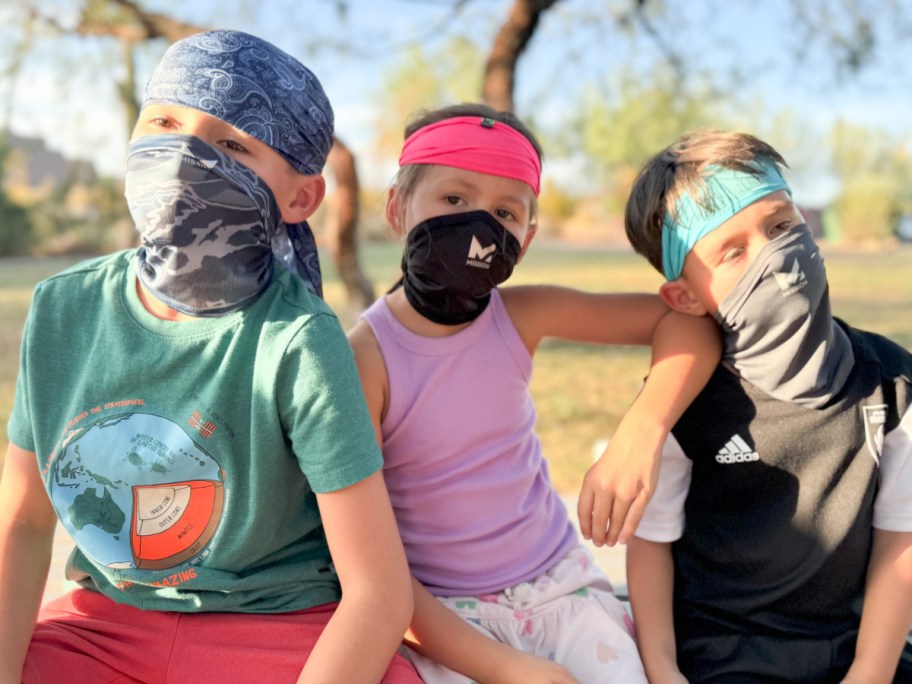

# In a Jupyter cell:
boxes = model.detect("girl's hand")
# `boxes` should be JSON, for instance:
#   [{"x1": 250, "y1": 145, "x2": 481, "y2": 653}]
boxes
[{"x1": 578, "y1": 411, "x2": 664, "y2": 547}]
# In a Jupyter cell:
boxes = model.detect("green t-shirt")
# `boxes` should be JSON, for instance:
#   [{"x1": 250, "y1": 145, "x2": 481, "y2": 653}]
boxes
[{"x1": 8, "y1": 250, "x2": 383, "y2": 613}]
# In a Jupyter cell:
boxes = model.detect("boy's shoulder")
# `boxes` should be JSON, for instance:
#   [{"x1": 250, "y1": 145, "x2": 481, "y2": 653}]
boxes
[
  {"x1": 270, "y1": 261, "x2": 335, "y2": 319},
  {"x1": 840, "y1": 318, "x2": 912, "y2": 382},
  {"x1": 33, "y1": 250, "x2": 133, "y2": 299}
]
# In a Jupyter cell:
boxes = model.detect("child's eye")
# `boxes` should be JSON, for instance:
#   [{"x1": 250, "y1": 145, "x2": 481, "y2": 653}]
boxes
[
  {"x1": 444, "y1": 195, "x2": 463, "y2": 206},
  {"x1": 495, "y1": 208, "x2": 518, "y2": 222},
  {"x1": 221, "y1": 140, "x2": 248, "y2": 154},
  {"x1": 150, "y1": 117, "x2": 174, "y2": 129},
  {"x1": 768, "y1": 220, "x2": 794, "y2": 238},
  {"x1": 721, "y1": 246, "x2": 745, "y2": 264}
]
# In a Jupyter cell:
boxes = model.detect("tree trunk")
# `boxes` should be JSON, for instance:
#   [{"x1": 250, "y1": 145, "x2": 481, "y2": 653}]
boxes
[
  {"x1": 326, "y1": 136, "x2": 375, "y2": 312},
  {"x1": 483, "y1": 0, "x2": 562, "y2": 112}
]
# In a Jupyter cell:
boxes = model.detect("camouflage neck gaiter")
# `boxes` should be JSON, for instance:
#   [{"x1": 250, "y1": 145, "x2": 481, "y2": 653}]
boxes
[
  {"x1": 139, "y1": 29, "x2": 334, "y2": 298},
  {"x1": 125, "y1": 134, "x2": 281, "y2": 317}
]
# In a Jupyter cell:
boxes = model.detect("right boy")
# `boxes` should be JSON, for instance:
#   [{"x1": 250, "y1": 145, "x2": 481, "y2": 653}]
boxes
[{"x1": 624, "y1": 129, "x2": 912, "y2": 683}]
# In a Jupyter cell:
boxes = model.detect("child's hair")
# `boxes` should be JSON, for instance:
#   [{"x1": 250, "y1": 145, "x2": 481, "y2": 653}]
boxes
[
  {"x1": 392, "y1": 102, "x2": 544, "y2": 225},
  {"x1": 625, "y1": 129, "x2": 788, "y2": 274}
]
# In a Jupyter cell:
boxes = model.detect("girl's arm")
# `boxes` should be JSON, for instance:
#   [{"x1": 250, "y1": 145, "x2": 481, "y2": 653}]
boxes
[
  {"x1": 299, "y1": 471, "x2": 413, "y2": 684},
  {"x1": 841, "y1": 529, "x2": 912, "y2": 684},
  {"x1": 626, "y1": 537, "x2": 687, "y2": 684},
  {"x1": 406, "y1": 580, "x2": 579, "y2": 684},
  {"x1": 579, "y1": 310, "x2": 720, "y2": 546},
  {"x1": 503, "y1": 284, "x2": 719, "y2": 547},
  {"x1": 0, "y1": 442, "x2": 57, "y2": 683},
  {"x1": 502, "y1": 285, "x2": 671, "y2": 355}
]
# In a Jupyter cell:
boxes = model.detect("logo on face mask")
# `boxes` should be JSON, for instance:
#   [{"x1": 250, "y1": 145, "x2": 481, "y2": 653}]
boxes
[
  {"x1": 773, "y1": 259, "x2": 808, "y2": 296},
  {"x1": 467, "y1": 236, "x2": 497, "y2": 269},
  {"x1": 401, "y1": 210, "x2": 521, "y2": 326}
]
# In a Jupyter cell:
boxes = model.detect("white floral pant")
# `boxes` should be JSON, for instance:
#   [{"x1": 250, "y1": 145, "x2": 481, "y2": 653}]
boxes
[{"x1": 403, "y1": 544, "x2": 647, "y2": 683}]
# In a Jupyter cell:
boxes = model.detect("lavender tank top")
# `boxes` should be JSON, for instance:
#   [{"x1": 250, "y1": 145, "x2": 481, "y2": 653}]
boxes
[{"x1": 362, "y1": 288, "x2": 577, "y2": 596}]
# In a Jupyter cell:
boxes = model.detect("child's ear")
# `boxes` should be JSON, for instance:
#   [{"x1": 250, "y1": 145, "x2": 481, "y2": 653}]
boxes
[
  {"x1": 282, "y1": 176, "x2": 325, "y2": 224},
  {"x1": 517, "y1": 224, "x2": 537, "y2": 263},
  {"x1": 386, "y1": 187, "x2": 406, "y2": 237},
  {"x1": 659, "y1": 279, "x2": 708, "y2": 316}
]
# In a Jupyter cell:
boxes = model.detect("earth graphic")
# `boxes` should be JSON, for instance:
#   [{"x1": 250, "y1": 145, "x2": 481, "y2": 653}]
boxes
[{"x1": 49, "y1": 412, "x2": 224, "y2": 570}]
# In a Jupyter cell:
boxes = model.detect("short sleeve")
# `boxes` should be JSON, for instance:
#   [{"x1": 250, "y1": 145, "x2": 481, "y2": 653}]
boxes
[
  {"x1": 278, "y1": 313, "x2": 383, "y2": 494},
  {"x1": 635, "y1": 433, "x2": 692, "y2": 542},
  {"x1": 7, "y1": 299, "x2": 35, "y2": 451},
  {"x1": 874, "y1": 404, "x2": 912, "y2": 531}
]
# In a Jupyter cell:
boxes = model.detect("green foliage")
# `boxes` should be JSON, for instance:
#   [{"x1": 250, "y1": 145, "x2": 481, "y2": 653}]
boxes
[
  {"x1": 558, "y1": 67, "x2": 723, "y2": 216},
  {"x1": 0, "y1": 192, "x2": 32, "y2": 256},
  {"x1": 828, "y1": 121, "x2": 912, "y2": 241},
  {"x1": 0, "y1": 138, "x2": 34, "y2": 256},
  {"x1": 373, "y1": 38, "x2": 484, "y2": 157},
  {"x1": 575, "y1": 69, "x2": 719, "y2": 177}
]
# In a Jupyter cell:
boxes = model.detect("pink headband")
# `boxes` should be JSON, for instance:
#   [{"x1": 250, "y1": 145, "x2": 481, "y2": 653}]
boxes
[{"x1": 398, "y1": 116, "x2": 541, "y2": 196}]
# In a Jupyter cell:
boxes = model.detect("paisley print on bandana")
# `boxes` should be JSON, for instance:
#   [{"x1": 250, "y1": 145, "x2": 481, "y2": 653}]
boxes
[
  {"x1": 139, "y1": 30, "x2": 329, "y2": 296},
  {"x1": 143, "y1": 30, "x2": 334, "y2": 175}
]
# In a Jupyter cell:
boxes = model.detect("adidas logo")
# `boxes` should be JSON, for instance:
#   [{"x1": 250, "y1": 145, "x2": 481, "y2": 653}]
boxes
[
  {"x1": 773, "y1": 260, "x2": 808, "y2": 296},
  {"x1": 466, "y1": 236, "x2": 496, "y2": 269},
  {"x1": 715, "y1": 434, "x2": 760, "y2": 464}
]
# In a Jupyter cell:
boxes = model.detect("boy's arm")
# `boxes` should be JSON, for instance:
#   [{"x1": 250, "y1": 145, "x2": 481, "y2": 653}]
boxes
[
  {"x1": 841, "y1": 529, "x2": 912, "y2": 684},
  {"x1": 293, "y1": 321, "x2": 412, "y2": 682},
  {"x1": 579, "y1": 310, "x2": 720, "y2": 546},
  {"x1": 406, "y1": 579, "x2": 579, "y2": 684},
  {"x1": 300, "y1": 471, "x2": 413, "y2": 684},
  {"x1": 627, "y1": 537, "x2": 687, "y2": 684},
  {"x1": 0, "y1": 442, "x2": 57, "y2": 683}
]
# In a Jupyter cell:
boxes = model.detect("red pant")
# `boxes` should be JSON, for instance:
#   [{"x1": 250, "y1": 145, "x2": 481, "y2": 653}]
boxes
[{"x1": 23, "y1": 589, "x2": 420, "y2": 684}]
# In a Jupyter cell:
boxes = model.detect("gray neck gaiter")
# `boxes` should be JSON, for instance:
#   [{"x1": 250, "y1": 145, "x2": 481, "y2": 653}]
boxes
[{"x1": 714, "y1": 224, "x2": 854, "y2": 408}]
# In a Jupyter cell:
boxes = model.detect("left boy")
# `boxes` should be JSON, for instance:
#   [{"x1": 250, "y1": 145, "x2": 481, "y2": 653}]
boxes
[{"x1": 1, "y1": 30, "x2": 417, "y2": 684}]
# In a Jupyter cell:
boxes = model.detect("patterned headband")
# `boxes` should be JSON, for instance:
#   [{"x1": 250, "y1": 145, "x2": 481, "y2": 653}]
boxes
[{"x1": 143, "y1": 30, "x2": 334, "y2": 175}]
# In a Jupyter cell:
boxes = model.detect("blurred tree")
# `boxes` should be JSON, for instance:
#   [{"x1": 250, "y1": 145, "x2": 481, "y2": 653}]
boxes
[
  {"x1": 374, "y1": 39, "x2": 485, "y2": 159},
  {"x1": 0, "y1": 137, "x2": 34, "y2": 256},
  {"x1": 483, "y1": 0, "x2": 562, "y2": 112},
  {"x1": 829, "y1": 121, "x2": 912, "y2": 241},
  {"x1": 5, "y1": 0, "x2": 910, "y2": 251}
]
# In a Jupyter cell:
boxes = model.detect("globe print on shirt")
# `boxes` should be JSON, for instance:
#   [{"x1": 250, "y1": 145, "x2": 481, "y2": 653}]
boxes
[{"x1": 49, "y1": 412, "x2": 225, "y2": 570}]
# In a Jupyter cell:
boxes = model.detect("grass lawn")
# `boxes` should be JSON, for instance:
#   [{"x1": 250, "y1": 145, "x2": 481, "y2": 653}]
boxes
[{"x1": 2, "y1": 241, "x2": 911, "y2": 495}]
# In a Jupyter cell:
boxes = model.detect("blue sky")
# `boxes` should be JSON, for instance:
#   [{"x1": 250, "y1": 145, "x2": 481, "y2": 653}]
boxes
[{"x1": 3, "y1": 0, "x2": 909, "y2": 204}]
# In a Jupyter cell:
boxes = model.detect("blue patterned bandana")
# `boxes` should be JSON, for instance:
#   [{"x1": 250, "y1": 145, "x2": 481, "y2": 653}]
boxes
[
  {"x1": 143, "y1": 30, "x2": 334, "y2": 174},
  {"x1": 126, "y1": 134, "x2": 303, "y2": 316},
  {"x1": 135, "y1": 30, "x2": 331, "y2": 299}
]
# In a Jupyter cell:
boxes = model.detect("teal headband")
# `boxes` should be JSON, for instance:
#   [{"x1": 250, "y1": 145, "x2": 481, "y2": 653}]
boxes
[{"x1": 661, "y1": 160, "x2": 791, "y2": 280}]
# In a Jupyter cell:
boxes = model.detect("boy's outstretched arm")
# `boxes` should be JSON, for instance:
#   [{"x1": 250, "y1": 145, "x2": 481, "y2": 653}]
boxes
[
  {"x1": 841, "y1": 528, "x2": 912, "y2": 684},
  {"x1": 578, "y1": 311, "x2": 720, "y2": 546},
  {"x1": 627, "y1": 537, "x2": 687, "y2": 684},
  {"x1": 0, "y1": 442, "x2": 57, "y2": 683},
  {"x1": 406, "y1": 579, "x2": 580, "y2": 684}
]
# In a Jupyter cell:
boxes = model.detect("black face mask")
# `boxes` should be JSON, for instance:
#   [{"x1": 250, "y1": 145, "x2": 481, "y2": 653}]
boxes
[{"x1": 401, "y1": 210, "x2": 522, "y2": 325}]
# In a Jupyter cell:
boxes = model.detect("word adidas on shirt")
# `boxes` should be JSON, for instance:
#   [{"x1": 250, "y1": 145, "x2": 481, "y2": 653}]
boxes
[{"x1": 715, "y1": 434, "x2": 760, "y2": 464}]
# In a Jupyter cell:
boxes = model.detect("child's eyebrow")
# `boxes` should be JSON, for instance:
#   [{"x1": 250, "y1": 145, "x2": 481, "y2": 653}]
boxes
[{"x1": 757, "y1": 197, "x2": 794, "y2": 218}]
